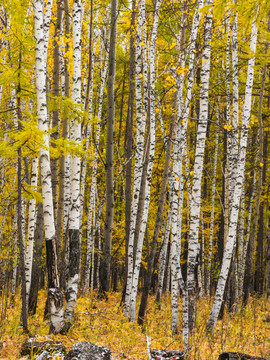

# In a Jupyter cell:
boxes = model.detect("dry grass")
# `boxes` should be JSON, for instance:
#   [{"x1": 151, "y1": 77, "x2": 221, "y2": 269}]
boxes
[{"x1": 0, "y1": 290, "x2": 269, "y2": 359}]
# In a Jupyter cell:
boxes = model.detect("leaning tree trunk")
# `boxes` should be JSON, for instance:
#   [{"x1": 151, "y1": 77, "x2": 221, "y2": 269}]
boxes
[
  {"x1": 128, "y1": 0, "x2": 161, "y2": 323},
  {"x1": 242, "y1": 55, "x2": 267, "y2": 306},
  {"x1": 206, "y1": 18, "x2": 257, "y2": 333},
  {"x1": 137, "y1": 108, "x2": 175, "y2": 325},
  {"x1": 124, "y1": 0, "x2": 147, "y2": 316},
  {"x1": 186, "y1": 0, "x2": 212, "y2": 341}
]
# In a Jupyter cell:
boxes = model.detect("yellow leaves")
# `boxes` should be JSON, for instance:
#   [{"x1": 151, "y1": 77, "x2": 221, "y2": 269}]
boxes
[
  {"x1": 0, "y1": 120, "x2": 44, "y2": 158},
  {"x1": 224, "y1": 124, "x2": 232, "y2": 131},
  {"x1": 22, "y1": 181, "x2": 43, "y2": 203},
  {"x1": 141, "y1": 260, "x2": 147, "y2": 270},
  {"x1": 1, "y1": 289, "x2": 270, "y2": 360},
  {"x1": 249, "y1": 114, "x2": 257, "y2": 127},
  {"x1": 260, "y1": 162, "x2": 264, "y2": 167},
  {"x1": 176, "y1": 66, "x2": 186, "y2": 75},
  {"x1": 164, "y1": 75, "x2": 176, "y2": 84}
]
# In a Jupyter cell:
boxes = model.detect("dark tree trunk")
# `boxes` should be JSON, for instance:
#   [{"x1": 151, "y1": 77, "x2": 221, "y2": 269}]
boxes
[
  {"x1": 243, "y1": 62, "x2": 267, "y2": 307},
  {"x1": 59, "y1": 0, "x2": 70, "y2": 291},
  {"x1": 51, "y1": 0, "x2": 62, "y2": 229},
  {"x1": 17, "y1": 49, "x2": 28, "y2": 332},
  {"x1": 29, "y1": 201, "x2": 44, "y2": 315},
  {"x1": 100, "y1": 0, "x2": 118, "y2": 293},
  {"x1": 255, "y1": 132, "x2": 267, "y2": 294},
  {"x1": 138, "y1": 110, "x2": 175, "y2": 325}
]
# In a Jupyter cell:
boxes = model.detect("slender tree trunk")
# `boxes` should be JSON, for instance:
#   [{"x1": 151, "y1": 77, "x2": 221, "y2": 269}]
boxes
[
  {"x1": 128, "y1": 0, "x2": 161, "y2": 323},
  {"x1": 17, "y1": 70, "x2": 28, "y2": 332},
  {"x1": 242, "y1": 59, "x2": 267, "y2": 306},
  {"x1": 25, "y1": 157, "x2": 39, "y2": 311},
  {"x1": 123, "y1": 0, "x2": 135, "y2": 302},
  {"x1": 29, "y1": 201, "x2": 44, "y2": 315},
  {"x1": 206, "y1": 119, "x2": 219, "y2": 296},
  {"x1": 186, "y1": 0, "x2": 212, "y2": 339},
  {"x1": 51, "y1": 0, "x2": 62, "y2": 226},
  {"x1": 206, "y1": 18, "x2": 257, "y2": 333},
  {"x1": 64, "y1": 0, "x2": 82, "y2": 331},
  {"x1": 255, "y1": 132, "x2": 267, "y2": 293},
  {"x1": 124, "y1": 0, "x2": 147, "y2": 315},
  {"x1": 100, "y1": 0, "x2": 118, "y2": 293},
  {"x1": 138, "y1": 108, "x2": 175, "y2": 325},
  {"x1": 59, "y1": 0, "x2": 71, "y2": 290},
  {"x1": 33, "y1": 0, "x2": 64, "y2": 334},
  {"x1": 84, "y1": 44, "x2": 108, "y2": 290},
  {"x1": 156, "y1": 179, "x2": 173, "y2": 305}
]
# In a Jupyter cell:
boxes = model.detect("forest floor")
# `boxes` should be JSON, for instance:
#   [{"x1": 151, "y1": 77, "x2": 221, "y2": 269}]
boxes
[{"x1": 0, "y1": 290, "x2": 269, "y2": 359}]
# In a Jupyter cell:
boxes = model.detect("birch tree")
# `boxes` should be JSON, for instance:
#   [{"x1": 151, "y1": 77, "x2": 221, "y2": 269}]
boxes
[
  {"x1": 25, "y1": 157, "x2": 39, "y2": 311},
  {"x1": 64, "y1": 0, "x2": 82, "y2": 331},
  {"x1": 128, "y1": 0, "x2": 162, "y2": 323},
  {"x1": 186, "y1": 0, "x2": 213, "y2": 336},
  {"x1": 124, "y1": 0, "x2": 147, "y2": 316},
  {"x1": 33, "y1": 0, "x2": 64, "y2": 334},
  {"x1": 170, "y1": 0, "x2": 204, "y2": 339},
  {"x1": 206, "y1": 16, "x2": 258, "y2": 333}
]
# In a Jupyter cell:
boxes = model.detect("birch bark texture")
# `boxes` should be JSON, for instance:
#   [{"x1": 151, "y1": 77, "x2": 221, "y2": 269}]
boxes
[
  {"x1": 127, "y1": 0, "x2": 161, "y2": 323},
  {"x1": 124, "y1": 0, "x2": 147, "y2": 316},
  {"x1": 206, "y1": 17, "x2": 258, "y2": 333},
  {"x1": 170, "y1": 0, "x2": 204, "y2": 340},
  {"x1": 186, "y1": 0, "x2": 213, "y2": 334},
  {"x1": 64, "y1": 0, "x2": 82, "y2": 330},
  {"x1": 33, "y1": 0, "x2": 64, "y2": 334}
]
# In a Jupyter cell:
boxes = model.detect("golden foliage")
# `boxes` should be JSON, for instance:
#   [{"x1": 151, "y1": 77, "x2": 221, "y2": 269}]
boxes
[{"x1": 0, "y1": 291, "x2": 269, "y2": 359}]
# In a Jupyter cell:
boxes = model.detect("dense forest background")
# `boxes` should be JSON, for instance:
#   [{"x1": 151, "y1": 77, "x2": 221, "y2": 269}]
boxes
[{"x1": 0, "y1": 0, "x2": 270, "y2": 358}]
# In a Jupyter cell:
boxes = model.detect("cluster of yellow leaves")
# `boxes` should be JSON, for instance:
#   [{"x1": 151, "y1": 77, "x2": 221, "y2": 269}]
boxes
[{"x1": 0, "y1": 291, "x2": 269, "y2": 360}]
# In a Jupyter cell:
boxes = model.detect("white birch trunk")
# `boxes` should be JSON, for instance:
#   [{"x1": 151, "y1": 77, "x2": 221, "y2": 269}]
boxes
[
  {"x1": 65, "y1": 0, "x2": 82, "y2": 327},
  {"x1": 25, "y1": 157, "x2": 39, "y2": 311},
  {"x1": 206, "y1": 18, "x2": 257, "y2": 332},
  {"x1": 79, "y1": 13, "x2": 99, "y2": 269},
  {"x1": 171, "y1": 0, "x2": 204, "y2": 338},
  {"x1": 33, "y1": 0, "x2": 64, "y2": 334},
  {"x1": 128, "y1": 0, "x2": 161, "y2": 322},
  {"x1": 231, "y1": 11, "x2": 239, "y2": 188},
  {"x1": 186, "y1": 0, "x2": 212, "y2": 343},
  {"x1": 124, "y1": 0, "x2": 147, "y2": 316},
  {"x1": 84, "y1": 47, "x2": 109, "y2": 290}
]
